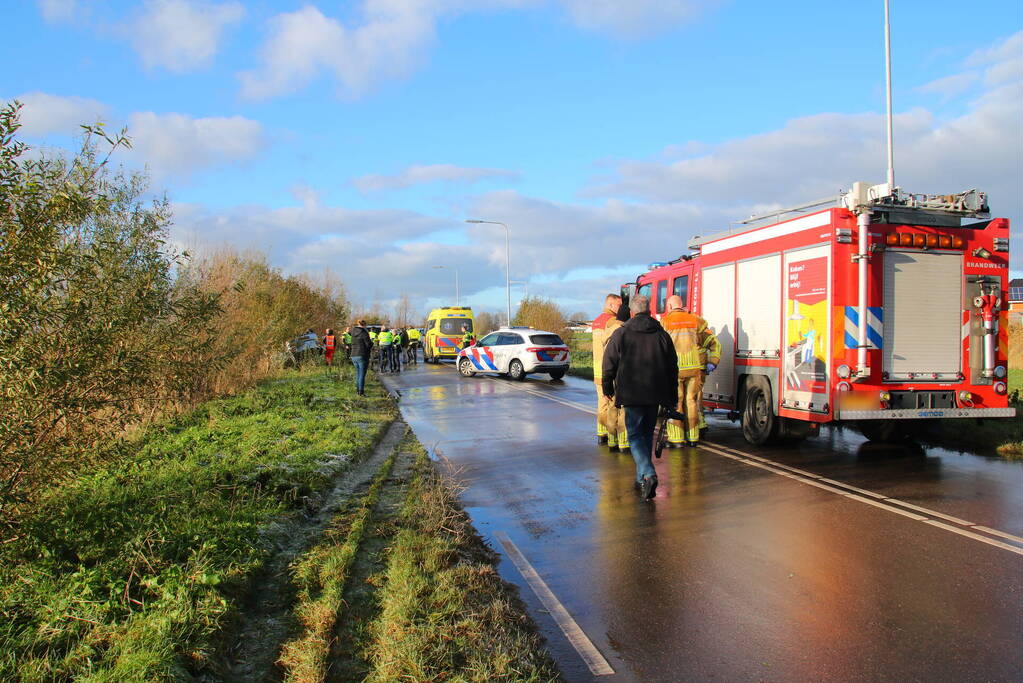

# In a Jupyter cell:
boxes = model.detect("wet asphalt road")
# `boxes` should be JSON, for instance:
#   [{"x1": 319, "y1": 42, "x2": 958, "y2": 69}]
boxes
[{"x1": 380, "y1": 361, "x2": 1023, "y2": 682}]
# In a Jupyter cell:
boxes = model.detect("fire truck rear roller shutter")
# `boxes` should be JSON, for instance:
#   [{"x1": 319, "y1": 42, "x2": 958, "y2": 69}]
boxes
[{"x1": 882, "y1": 250, "x2": 963, "y2": 381}]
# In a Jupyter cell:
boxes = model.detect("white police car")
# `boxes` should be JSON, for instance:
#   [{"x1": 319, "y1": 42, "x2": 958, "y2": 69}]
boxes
[{"x1": 457, "y1": 327, "x2": 570, "y2": 380}]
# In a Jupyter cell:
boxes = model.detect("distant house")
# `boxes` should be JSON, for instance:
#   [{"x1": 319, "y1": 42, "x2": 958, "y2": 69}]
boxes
[{"x1": 1009, "y1": 279, "x2": 1023, "y2": 313}]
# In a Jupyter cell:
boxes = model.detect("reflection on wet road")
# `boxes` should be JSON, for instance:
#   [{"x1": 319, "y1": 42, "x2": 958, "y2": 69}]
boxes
[{"x1": 382, "y1": 362, "x2": 1023, "y2": 682}]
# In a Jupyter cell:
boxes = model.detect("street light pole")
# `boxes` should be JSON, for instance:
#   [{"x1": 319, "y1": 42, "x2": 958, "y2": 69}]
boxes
[
  {"x1": 432, "y1": 265, "x2": 459, "y2": 305},
  {"x1": 466, "y1": 219, "x2": 511, "y2": 325}
]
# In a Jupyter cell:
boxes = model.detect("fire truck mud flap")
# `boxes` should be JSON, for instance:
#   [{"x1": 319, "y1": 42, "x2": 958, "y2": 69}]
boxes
[{"x1": 838, "y1": 407, "x2": 1016, "y2": 420}]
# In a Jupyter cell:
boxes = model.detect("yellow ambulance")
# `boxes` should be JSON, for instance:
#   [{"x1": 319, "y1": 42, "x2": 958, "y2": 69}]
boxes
[{"x1": 423, "y1": 306, "x2": 475, "y2": 363}]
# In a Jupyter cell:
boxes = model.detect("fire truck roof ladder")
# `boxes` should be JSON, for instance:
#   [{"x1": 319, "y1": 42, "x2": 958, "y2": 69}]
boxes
[{"x1": 687, "y1": 194, "x2": 843, "y2": 250}]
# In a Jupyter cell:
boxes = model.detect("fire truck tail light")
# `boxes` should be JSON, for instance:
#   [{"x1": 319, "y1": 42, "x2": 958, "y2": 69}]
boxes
[
  {"x1": 953, "y1": 236, "x2": 964, "y2": 248},
  {"x1": 836, "y1": 364, "x2": 851, "y2": 379},
  {"x1": 994, "y1": 365, "x2": 1007, "y2": 379},
  {"x1": 995, "y1": 382, "x2": 1008, "y2": 395},
  {"x1": 899, "y1": 234, "x2": 913, "y2": 246},
  {"x1": 939, "y1": 235, "x2": 952, "y2": 248},
  {"x1": 913, "y1": 234, "x2": 926, "y2": 247},
  {"x1": 886, "y1": 233, "x2": 898, "y2": 245},
  {"x1": 926, "y1": 235, "x2": 939, "y2": 247}
]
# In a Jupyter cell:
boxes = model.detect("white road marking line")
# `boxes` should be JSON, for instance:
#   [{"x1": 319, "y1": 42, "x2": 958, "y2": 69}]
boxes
[
  {"x1": 921, "y1": 520, "x2": 1023, "y2": 557},
  {"x1": 972, "y1": 525, "x2": 1023, "y2": 546},
  {"x1": 494, "y1": 531, "x2": 614, "y2": 676},
  {"x1": 486, "y1": 377, "x2": 598, "y2": 414},
  {"x1": 696, "y1": 443, "x2": 1023, "y2": 553},
  {"x1": 883, "y1": 499, "x2": 976, "y2": 527},
  {"x1": 489, "y1": 381, "x2": 1023, "y2": 557},
  {"x1": 817, "y1": 477, "x2": 890, "y2": 500}
]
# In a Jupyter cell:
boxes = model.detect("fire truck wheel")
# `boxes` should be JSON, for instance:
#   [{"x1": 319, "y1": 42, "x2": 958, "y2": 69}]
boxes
[
  {"x1": 856, "y1": 420, "x2": 906, "y2": 443},
  {"x1": 742, "y1": 378, "x2": 778, "y2": 446}
]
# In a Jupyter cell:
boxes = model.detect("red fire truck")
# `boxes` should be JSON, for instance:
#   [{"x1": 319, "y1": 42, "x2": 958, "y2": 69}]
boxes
[{"x1": 625, "y1": 182, "x2": 1014, "y2": 445}]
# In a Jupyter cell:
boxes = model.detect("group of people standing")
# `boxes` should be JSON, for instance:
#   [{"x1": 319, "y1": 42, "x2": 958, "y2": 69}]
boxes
[
  {"x1": 593, "y1": 293, "x2": 720, "y2": 500},
  {"x1": 320, "y1": 322, "x2": 422, "y2": 396},
  {"x1": 368, "y1": 326, "x2": 420, "y2": 373}
]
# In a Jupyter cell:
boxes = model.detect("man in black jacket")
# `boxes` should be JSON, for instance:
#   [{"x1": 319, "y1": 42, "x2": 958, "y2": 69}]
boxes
[
  {"x1": 601, "y1": 295, "x2": 678, "y2": 499},
  {"x1": 349, "y1": 320, "x2": 372, "y2": 396}
]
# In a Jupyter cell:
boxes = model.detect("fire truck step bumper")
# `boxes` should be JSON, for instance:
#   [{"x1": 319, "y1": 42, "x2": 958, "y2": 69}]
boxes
[{"x1": 837, "y1": 407, "x2": 1016, "y2": 420}]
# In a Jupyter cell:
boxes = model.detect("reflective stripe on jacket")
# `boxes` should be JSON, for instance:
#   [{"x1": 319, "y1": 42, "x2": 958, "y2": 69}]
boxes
[
  {"x1": 324, "y1": 335, "x2": 335, "y2": 350},
  {"x1": 660, "y1": 309, "x2": 721, "y2": 373}
]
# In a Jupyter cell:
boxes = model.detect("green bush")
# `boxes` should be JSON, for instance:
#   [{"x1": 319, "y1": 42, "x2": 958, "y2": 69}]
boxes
[{"x1": 0, "y1": 102, "x2": 222, "y2": 522}]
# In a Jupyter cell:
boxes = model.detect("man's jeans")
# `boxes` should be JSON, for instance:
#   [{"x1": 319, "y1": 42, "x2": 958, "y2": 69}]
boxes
[
  {"x1": 624, "y1": 405, "x2": 659, "y2": 482},
  {"x1": 351, "y1": 356, "x2": 368, "y2": 394}
]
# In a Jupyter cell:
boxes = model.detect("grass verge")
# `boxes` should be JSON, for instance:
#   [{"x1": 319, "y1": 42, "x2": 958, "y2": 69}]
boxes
[
  {"x1": 568, "y1": 332, "x2": 594, "y2": 382},
  {"x1": 365, "y1": 449, "x2": 561, "y2": 682},
  {"x1": 277, "y1": 428, "x2": 403, "y2": 681},
  {"x1": 0, "y1": 365, "x2": 395, "y2": 681}
]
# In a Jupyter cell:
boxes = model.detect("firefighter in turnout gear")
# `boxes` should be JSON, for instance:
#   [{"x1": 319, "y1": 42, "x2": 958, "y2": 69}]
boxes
[
  {"x1": 591, "y1": 294, "x2": 629, "y2": 450},
  {"x1": 661, "y1": 295, "x2": 721, "y2": 446}
]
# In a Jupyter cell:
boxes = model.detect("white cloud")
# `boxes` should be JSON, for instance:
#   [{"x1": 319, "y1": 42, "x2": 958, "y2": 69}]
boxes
[
  {"x1": 125, "y1": 111, "x2": 264, "y2": 178},
  {"x1": 559, "y1": 0, "x2": 718, "y2": 39},
  {"x1": 9, "y1": 92, "x2": 266, "y2": 181},
  {"x1": 916, "y1": 72, "x2": 979, "y2": 98},
  {"x1": 240, "y1": 0, "x2": 719, "y2": 100},
  {"x1": 191, "y1": 28, "x2": 1023, "y2": 315},
  {"x1": 352, "y1": 164, "x2": 519, "y2": 192},
  {"x1": 169, "y1": 184, "x2": 734, "y2": 310},
  {"x1": 588, "y1": 35, "x2": 1023, "y2": 232},
  {"x1": 127, "y1": 0, "x2": 244, "y2": 73},
  {"x1": 13, "y1": 91, "x2": 109, "y2": 136},
  {"x1": 37, "y1": 0, "x2": 77, "y2": 22},
  {"x1": 239, "y1": 3, "x2": 438, "y2": 99}
]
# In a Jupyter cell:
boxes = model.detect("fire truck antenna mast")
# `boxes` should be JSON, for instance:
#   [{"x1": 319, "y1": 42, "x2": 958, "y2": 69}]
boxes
[{"x1": 884, "y1": 0, "x2": 895, "y2": 190}]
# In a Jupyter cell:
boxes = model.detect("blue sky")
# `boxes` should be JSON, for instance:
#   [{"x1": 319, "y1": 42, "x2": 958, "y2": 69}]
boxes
[{"x1": 6, "y1": 0, "x2": 1023, "y2": 317}]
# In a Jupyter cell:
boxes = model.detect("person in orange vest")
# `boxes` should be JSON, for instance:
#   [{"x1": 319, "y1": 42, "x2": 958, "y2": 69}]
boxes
[
  {"x1": 591, "y1": 294, "x2": 629, "y2": 451},
  {"x1": 660, "y1": 295, "x2": 721, "y2": 446},
  {"x1": 323, "y1": 328, "x2": 337, "y2": 366}
]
